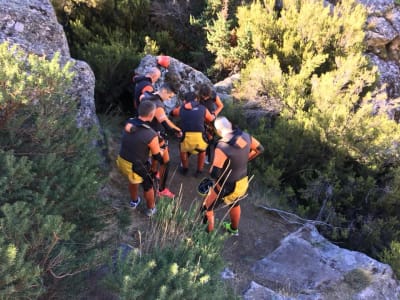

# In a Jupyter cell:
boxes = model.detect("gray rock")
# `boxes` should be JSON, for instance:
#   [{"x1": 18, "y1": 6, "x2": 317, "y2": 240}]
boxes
[
  {"x1": 358, "y1": 0, "x2": 395, "y2": 15},
  {"x1": 135, "y1": 55, "x2": 213, "y2": 112},
  {"x1": 250, "y1": 224, "x2": 400, "y2": 299},
  {"x1": 244, "y1": 281, "x2": 293, "y2": 300},
  {"x1": 0, "y1": 0, "x2": 99, "y2": 129}
]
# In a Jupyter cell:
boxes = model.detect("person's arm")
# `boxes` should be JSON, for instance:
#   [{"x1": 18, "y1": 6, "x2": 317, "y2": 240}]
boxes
[
  {"x1": 213, "y1": 95, "x2": 224, "y2": 116},
  {"x1": 209, "y1": 147, "x2": 228, "y2": 179},
  {"x1": 204, "y1": 108, "x2": 216, "y2": 122},
  {"x1": 148, "y1": 136, "x2": 163, "y2": 164},
  {"x1": 248, "y1": 136, "x2": 264, "y2": 161},
  {"x1": 155, "y1": 107, "x2": 182, "y2": 134},
  {"x1": 139, "y1": 86, "x2": 154, "y2": 102},
  {"x1": 170, "y1": 106, "x2": 181, "y2": 117},
  {"x1": 124, "y1": 118, "x2": 135, "y2": 133}
]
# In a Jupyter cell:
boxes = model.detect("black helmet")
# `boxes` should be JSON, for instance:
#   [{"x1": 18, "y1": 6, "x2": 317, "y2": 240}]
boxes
[{"x1": 197, "y1": 177, "x2": 214, "y2": 196}]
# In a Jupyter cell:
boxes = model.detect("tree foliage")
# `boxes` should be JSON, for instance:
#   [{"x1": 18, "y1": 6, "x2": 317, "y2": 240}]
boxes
[
  {"x1": 0, "y1": 42, "x2": 107, "y2": 298},
  {"x1": 51, "y1": 0, "x2": 211, "y2": 114},
  {"x1": 213, "y1": 0, "x2": 400, "y2": 257}
]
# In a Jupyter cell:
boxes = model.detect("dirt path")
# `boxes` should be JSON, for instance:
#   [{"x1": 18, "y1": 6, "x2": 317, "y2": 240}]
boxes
[{"x1": 105, "y1": 125, "x2": 299, "y2": 295}]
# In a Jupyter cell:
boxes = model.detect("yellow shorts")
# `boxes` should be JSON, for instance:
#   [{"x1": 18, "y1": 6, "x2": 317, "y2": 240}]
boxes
[
  {"x1": 180, "y1": 132, "x2": 208, "y2": 154},
  {"x1": 223, "y1": 176, "x2": 249, "y2": 205},
  {"x1": 116, "y1": 156, "x2": 143, "y2": 184}
]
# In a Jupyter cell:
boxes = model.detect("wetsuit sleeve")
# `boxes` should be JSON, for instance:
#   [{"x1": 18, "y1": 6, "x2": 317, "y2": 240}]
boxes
[
  {"x1": 214, "y1": 95, "x2": 224, "y2": 116},
  {"x1": 248, "y1": 136, "x2": 264, "y2": 161}
]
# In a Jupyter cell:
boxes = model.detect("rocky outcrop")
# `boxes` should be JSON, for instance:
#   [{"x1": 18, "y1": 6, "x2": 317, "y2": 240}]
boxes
[
  {"x1": 244, "y1": 224, "x2": 400, "y2": 300},
  {"x1": 0, "y1": 0, "x2": 99, "y2": 128},
  {"x1": 135, "y1": 55, "x2": 214, "y2": 112},
  {"x1": 361, "y1": 0, "x2": 400, "y2": 120}
]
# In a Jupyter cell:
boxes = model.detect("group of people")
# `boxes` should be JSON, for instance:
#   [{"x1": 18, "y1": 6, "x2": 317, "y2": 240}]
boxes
[{"x1": 116, "y1": 58, "x2": 264, "y2": 234}]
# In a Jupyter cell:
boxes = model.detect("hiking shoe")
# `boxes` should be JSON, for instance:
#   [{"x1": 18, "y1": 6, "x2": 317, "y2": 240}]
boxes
[
  {"x1": 145, "y1": 207, "x2": 157, "y2": 217},
  {"x1": 129, "y1": 197, "x2": 141, "y2": 209},
  {"x1": 158, "y1": 188, "x2": 175, "y2": 198},
  {"x1": 222, "y1": 222, "x2": 239, "y2": 236}
]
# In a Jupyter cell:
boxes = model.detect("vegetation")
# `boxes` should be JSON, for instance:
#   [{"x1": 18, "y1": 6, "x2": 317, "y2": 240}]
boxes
[
  {"x1": 213, "y1": 0, "x2": 400, "y2": 264},
  {"x1": 2, "y1": 0, "x2": 400, "y2": 297},
  {"x1": 0, "y1": 42, "x2": 107, "y2": 298},
  {"x1": 51, "y1": 0, "x2": 211, "y2": 114},
  {"x1": 105, "y1": 199, "x2": 235, "y2": 300}
]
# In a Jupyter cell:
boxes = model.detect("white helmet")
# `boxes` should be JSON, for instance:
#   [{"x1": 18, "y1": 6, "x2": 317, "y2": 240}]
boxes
[{"x1": 214, "y1": 116, "x2": 233, "y2": 137}]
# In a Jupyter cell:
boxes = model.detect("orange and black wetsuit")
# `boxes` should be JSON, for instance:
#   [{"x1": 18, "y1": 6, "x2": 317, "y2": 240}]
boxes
[
  {"x1": 141, "y1": 92, "x2": 181, "y2": 192},
  {"x1": 199, "y1": 91, "x2": 223, "y2": 116},
  {"x1": 172, "y1": 100, "x2": 215, "y2": 174},
  {"x1": 133, "y1": 75, "x2": 154, "y2": 111},
  {"x1": 203, "y1": 128, "x2": 263, "y2": 232},
  {"x1": 199, "y1": 91, "x2": 224, "y2": 161},
  {"x1": 118, "y1": 118, "x2": 160, "y2": 191}
]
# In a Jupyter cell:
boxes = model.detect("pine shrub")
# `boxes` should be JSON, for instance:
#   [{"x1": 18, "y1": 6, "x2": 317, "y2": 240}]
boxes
[
  {"x1": 104, "y1": 197, "x2": 237, "y2": 300},
  {"x1": 208, "y1": 0, "x2": 400, "y2": 258},
  {"x1": 0, "y1": 42, "x2": 107, "y2": 298}
]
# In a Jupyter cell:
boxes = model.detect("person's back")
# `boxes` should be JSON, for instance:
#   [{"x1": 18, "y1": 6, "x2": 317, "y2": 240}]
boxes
[
  {"x1": 141, "y1": 91, "x2": 166, "y2": 133},
  {"x1": 119, "y1": 118, "x2": 155, "y2": 165},
  {"x1": 133, "y1": 75, "x2": 152, "y2": 108},
  {"x1": 136, "y1": 83, "x2": 180, "y2": 199},
  {"x1": 132, "y1": 67, "x2": 161, "y2": 111},
  {"x1": 179, "y1": 99, "x2": 207, "y2": 133},
  {"x1": 215, "y1": 129, "x2": 251, "y2": 183}
]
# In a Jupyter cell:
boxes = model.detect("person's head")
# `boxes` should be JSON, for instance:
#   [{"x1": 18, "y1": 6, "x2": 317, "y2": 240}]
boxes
[
  {"x1": 183, "y1": 91, "x2": 197, "y2": 103},
  {"x1": 157, "y1": 55, "x2": 170, "y2": 68},
  {"x1": 199, "y1": 84, "x2": 212, "y2": 100},
  {"x1": 214, "y1": 116, "x2": 233, "y2": 137},
  {"x1": 138, "y1": 100, "x2": 156, "y2": 121},
  {"x1": 146, "y1": 67, "x2": 161, "y2": 83},
  {"x1": 158, "y1": 83, "x2": 175, "y2": 101}
]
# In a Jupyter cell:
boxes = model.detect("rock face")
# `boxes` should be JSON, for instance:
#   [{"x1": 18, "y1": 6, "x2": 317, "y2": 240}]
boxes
[
  {"x1": 245, "y1": 224, "x2": 400, "y2": 300},
  {"x1": 0, "y1": 0, "x2": 99, "y2": 128},
  {"x1": 134, "y1": 55, "x2": 214, "y2": 112},
  {"x1": 361, "y1": 0, "x2": 400, "y2": 119}
]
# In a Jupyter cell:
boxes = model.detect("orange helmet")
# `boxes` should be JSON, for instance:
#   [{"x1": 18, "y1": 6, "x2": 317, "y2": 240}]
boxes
[{"x1": 157, "y1": 55, "x2": 170, "y2": 68}]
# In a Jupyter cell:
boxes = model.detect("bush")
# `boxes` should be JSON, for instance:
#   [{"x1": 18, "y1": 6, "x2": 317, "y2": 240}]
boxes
[
  {"x1": 0, "y1": 42, "x2": 107, "y2": 298},
  {"x1": 104, "y1": 197, "x2": 237, "y2": 299}
]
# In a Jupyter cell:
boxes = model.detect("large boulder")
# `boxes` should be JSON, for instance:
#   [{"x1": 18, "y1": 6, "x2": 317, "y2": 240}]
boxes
[
  {"x1": 0, "y1": 0, "x2": 99, "y2": 129},
  {"x1": 246, "y1": 224, "x2": 400, "y2": 300},
  {"x1": 134, "y1": 55, "x2": 213, "y2": 112}
]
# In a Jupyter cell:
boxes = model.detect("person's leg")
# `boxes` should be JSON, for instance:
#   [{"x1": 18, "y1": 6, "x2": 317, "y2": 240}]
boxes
[
  {"x1": 229, "y1": 205, "x2": 241, "y2": 230},
  {"x1": 197, "y1": 151, "x2": 206, "y2": 173},
  {"x1": 128, "y1": 182, "x2": 139, "y2": 201},
  {"x1": 142, "y1": 174, "x2": 156, "y2": 216},
  {"x1": 158, "y1": 147, "x2": 175, "y2": 198},
  {"x1": 180, "y1": 149, "x2": 189, "y2": 174},
  {"x1": 159, "y1": 146, "x2": 170, "y2": 191},
  {"x1": 202, "y1": 187, "x2": 219, "y2": 232},
  {"x1": 143, "y1": 188, "x2": 155, "y2": 209}
]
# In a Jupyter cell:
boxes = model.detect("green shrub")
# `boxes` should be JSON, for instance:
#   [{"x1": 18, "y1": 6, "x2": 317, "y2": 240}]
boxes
[
  {"x1": 381, "y1": 241, "x2": 400, "y2": 278},
  {"x1": 0, "y1": 42, "x2": 107, "y2": 298},
  {"x1": 104, "y1": 198, "x2": 237, "y2": 300}
]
